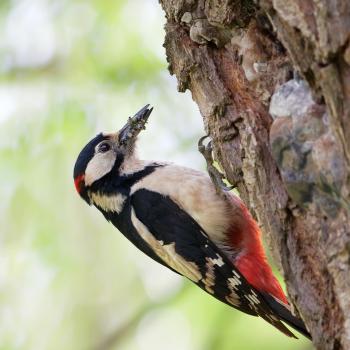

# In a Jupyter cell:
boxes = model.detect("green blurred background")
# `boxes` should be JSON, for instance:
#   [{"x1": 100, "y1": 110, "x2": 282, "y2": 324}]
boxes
[{"x1": 0, "y1": 1, "x2": 311, "y2": 349}]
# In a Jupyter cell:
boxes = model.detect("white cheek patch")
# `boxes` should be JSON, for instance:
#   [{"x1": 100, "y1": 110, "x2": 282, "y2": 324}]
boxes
[{"x1": 85, "y1": 150, "x2": 117, "y2": 186}]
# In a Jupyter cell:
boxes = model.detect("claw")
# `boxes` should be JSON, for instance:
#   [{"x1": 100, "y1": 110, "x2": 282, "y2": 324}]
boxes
[
  {"x1": 198, "y1": 135, "x2": 235, "y2": 195},
  {"x1": 206, "y1": 140, "x2": 213, "y2": 153},
  {"x1": 198, "y1": 135, "x2": 210, "y2": 154}
]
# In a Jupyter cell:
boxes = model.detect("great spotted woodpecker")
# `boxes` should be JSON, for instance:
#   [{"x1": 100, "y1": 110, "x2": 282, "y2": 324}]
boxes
[{"x1": 73, "y1": 105, "x2": 310, "y2": 339}]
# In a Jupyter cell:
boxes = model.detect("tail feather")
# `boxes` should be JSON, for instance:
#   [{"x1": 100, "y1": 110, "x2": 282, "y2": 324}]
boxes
[{"x1": 261, "y1": 292, "x2": 312, "y2": 340}]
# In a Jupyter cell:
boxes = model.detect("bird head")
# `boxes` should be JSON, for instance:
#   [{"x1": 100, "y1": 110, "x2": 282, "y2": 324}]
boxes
[{"x1": 73, "y1": 104, "x2": 152, "y2": 203}]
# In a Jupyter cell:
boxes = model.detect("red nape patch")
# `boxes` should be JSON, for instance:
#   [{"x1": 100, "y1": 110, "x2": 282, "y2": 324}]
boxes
[{"x1": 74, "y1": 174, "x2": 85, "y2": 194}]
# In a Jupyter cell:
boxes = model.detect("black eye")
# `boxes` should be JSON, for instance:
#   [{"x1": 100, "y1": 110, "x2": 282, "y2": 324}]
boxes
[{"x1": 98, "y1": 143, "x2": 110, "y2": 153}]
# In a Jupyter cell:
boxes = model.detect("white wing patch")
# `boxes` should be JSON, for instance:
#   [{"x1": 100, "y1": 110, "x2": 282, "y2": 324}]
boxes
[
  {"x1": 90, "y1": 192, "x2": 127, "y2": 214},
  {"x1": 225, "y1": 270, "x2": 242, "y2": 307},
  {"x1": 202, "y1": 254, "x2": 225, "y2": 293},
  {"x1": 245, "y1": 291, "x2": 260, "y2": 306},
  {"x1": 227, "y1": 276, "x2": 241, "y2": 290},
  {"x1": 130, "y1": 207, "x2": 202, "y2": 283},
  {"x1": 225, "y1": 291, "x2": 241, "y2": 307}
]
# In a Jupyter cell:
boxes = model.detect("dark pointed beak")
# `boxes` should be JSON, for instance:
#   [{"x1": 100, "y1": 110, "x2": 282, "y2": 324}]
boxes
[{"x1": 119, "y1": 104, "x2": 153, "y2": 146}]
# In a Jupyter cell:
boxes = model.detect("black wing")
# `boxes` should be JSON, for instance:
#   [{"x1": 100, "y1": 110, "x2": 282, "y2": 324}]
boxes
[{"x1": 130, "y1": 189, "x2": 297, "y2": 337}]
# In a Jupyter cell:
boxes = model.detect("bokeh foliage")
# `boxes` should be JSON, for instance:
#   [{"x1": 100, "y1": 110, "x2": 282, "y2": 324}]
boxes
[{"x1": 0, "y1": 1, "x2": 311, "y2": 349}]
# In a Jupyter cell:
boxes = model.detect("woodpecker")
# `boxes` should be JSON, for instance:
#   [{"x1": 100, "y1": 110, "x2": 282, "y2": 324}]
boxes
[{"x1": 73, "y1": 105, "x2": 310, "y2": 339}]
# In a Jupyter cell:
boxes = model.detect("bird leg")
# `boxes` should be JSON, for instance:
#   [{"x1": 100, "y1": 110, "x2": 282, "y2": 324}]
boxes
[{"x1": 198, "y1": 135, "x2": 235, "y2": 195}]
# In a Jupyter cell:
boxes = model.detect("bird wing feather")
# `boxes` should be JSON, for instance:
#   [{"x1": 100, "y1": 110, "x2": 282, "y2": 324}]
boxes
[{"x1": 130, "y1": 188, "x2": 296, "y2": 337}]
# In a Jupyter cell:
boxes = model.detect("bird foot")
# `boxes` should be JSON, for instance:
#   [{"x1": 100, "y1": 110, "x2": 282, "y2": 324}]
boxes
[{"x1": 198, "y1": 135, "x2": 235, "y2": 195}]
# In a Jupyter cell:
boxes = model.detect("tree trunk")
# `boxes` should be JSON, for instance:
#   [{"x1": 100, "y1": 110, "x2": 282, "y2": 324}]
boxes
[{"x1": 158, "y1": 1, "x2": 350, "y2": 349}]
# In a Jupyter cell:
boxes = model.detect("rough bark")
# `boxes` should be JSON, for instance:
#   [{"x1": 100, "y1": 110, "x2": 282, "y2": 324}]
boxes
[{"x1": 158, "y1": 0, "x2": 350, "y2": 349}]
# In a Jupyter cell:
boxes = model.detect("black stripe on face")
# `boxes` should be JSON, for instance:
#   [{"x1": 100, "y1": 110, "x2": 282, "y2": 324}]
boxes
[
  {"x1": 89, "y1": 164, "x2": 163, "y2": 197},
  {"x1": 73, "y1": 133, "x2": 105, "y2": 179}
]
